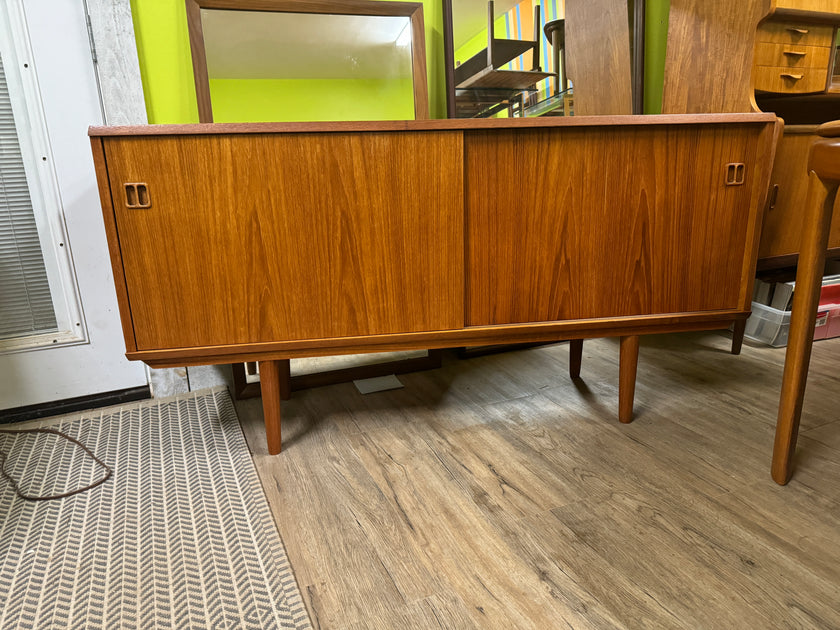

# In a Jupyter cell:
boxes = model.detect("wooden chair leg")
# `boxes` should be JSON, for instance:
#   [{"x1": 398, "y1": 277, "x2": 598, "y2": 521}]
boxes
[
  {"x1": 569, "y1": 339, "x2": 583, "y2": 378},
  {"x1": 731, "y1": 319, "x2": 746, "y2": 355},
  {"x1": 772, "y1": 174, "x2": 836, "y2": 484},
  {"x1": 619, "y1": 335, "x2": 639, "y2": 424},
  {"x1": 258, "y1": 360, "x2": 284, "y2": 455}
]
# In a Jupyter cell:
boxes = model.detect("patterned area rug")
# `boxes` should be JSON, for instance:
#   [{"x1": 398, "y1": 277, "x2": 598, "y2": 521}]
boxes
[{"x1": 0, "y1": 388, "x2": 311, "y2": 629}]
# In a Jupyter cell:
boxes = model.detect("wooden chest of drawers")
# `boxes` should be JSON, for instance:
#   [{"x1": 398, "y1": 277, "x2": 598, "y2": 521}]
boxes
[{"x1": 754, "y1": 21, "x2": 835, "y2": 93}]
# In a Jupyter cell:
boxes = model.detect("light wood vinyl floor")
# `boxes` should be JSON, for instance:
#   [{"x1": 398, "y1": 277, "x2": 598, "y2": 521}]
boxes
[{"x1": 235, "y1": 332, "x2": 840, "y2": 630}]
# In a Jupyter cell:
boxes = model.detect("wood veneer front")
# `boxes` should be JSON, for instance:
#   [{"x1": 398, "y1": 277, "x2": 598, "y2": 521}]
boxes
[
  {"x1": 773, "y1": 0, "x2": 840, "y2": 16},
  {"x1": 466, "y1": 125, "x2": 768, "y2": 325},
  {"x1": 90, "y1": 115, "x2": 777, "y2": 364},
  {"x1": 758, "y1": 128, "x2": 840, "y2": 260},
  {"x1": 662, "y1": 0, "x2": 769, "y2": 114},
  {"x1": 102, "y1": 132, "x2": 464, "y2": 350},
  {"x1": 564, "y1": 0, "x2": 633, "y2": 116}
]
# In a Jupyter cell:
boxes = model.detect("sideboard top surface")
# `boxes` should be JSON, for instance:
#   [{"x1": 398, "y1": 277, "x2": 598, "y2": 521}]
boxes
[{"x1": 89, "y1": 113, "x2": 778, "y2": 137}]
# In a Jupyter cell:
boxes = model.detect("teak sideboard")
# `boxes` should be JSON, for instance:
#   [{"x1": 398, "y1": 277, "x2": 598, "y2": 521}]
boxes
[{"x1": 89, "y1": 115, "x2": 779, "y2": 454}]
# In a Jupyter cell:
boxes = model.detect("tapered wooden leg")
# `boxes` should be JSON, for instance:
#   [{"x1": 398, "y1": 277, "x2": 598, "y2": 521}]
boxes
[
  {"x1": 619, "y1": 335, "x2": 639, "y2": 424},
  {"x1": 258, "y1": 360, "x2": 284, "y2": 455},
  {"x1": 731, "y1": 319, "x2": 746, "y2": 355},
  {"x1": 772, "y1": 175, "x2": 836, "y2": 484},
  {"x1": 569, "y1": 339, "x2": 583, "y2": 378}
]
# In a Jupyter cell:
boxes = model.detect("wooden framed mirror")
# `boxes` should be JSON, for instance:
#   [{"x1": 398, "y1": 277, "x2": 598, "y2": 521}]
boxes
[{"x1": 185, "y1": 0, "x2": 429, "y2": 122}]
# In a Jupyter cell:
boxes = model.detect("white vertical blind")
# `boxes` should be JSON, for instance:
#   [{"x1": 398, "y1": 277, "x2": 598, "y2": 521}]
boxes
[{"x1": 0, "y1": 51, "x2": 57, "y2": 339}]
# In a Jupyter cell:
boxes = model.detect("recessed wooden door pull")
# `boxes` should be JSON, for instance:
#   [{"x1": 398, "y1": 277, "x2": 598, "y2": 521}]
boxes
[
  {"x1": 779, "y1": 73, "x2": 804, "y2": 80},
  {"x1": 768, "y1": 184, "x2": 780, "y2": 211},
  {"x1": 725, "y1": 163, "x2": 746, "y2": 186},
  {"x1": 786, "y1": 27, "x2": 809, "y2": 34},
  {"x1": 782, "y1": 50, "x2": 807, "y2": 57},
  {"x1": 125, "y1": 183, "x2": 151, "y2": 208}
]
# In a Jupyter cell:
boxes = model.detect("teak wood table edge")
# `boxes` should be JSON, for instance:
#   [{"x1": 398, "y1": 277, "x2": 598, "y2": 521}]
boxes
[{"x1": 88, "y1": 114, "x2": 779, "y2": 457}]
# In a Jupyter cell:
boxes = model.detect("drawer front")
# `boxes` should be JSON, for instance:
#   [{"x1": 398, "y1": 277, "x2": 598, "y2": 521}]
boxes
[
  {"x1": 754, "y1": 42, "x2": 832, "y2": 68},
  {"x1": 756, "y1": 22, "x2": 834, "y2": 47},
  {"x1": 754, "y1": 65, "x2": 828, "y2": 93}
]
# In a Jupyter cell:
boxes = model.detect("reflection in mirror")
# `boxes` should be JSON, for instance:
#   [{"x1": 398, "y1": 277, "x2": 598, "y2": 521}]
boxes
[
  {"x1": 444, "y1": 0, "x2": 644, "y2": 118},
  {"x1": 185, "y1": 0, "x2": 428, "y2": 123},
  {"x1": 447, "y1": 0, "x2": 564, "y2": 118},
  {"x1": 200, "y1": 10, "x2": 415, "y2": 122}
]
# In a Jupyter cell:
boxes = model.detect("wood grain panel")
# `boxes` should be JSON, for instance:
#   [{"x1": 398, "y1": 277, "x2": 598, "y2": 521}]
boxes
[
  {"x1": 756, "y1": 21, "x2": 835, "y2": 46},
  {"x1": 753, "y1": 42, "x2": 833, "y2": 68},
  {"x1": 754, "y1": 65, "x2": 830, "y2": 93},
  {"x1": 184, "y1": 0, "x2": 213, "y2": 122},
  {"x1": 773, "y1": 0, "x2": 840, "y2": 15},
  {"x1": 89, "y1": 114, "x2": 779, "y2": 137},
  {"x1": 407, "y1": 4, "x2": 429, "y2": 119},
  {"x1": 466, "y1": 125, "x2": 763, "y2": 326},
  {"x1": 90, "y1": 137, "x2": 137, "y2": 352},
  {"x1": 129, "y1": 311, "x2": 744, "y2": 368},
  {"x1": 564, "y1": 0, "x2": 633, "y2": 115},
  {"x1": 103, "y1": 132, "x2": 463, "y2": 350},
  {"x1": 736, "y1": 119, "x2": 781, "y2": 309},
  {"x1": 663, "y1": 0, "x2": 768, "y2": 113},
  {"x1": 759, "y1": 130, "x2": 840, "y2": 258}
]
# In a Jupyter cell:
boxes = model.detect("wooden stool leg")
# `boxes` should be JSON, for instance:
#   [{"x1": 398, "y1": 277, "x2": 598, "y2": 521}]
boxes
[
  {"x1": 731, "y1": 319, "x2": 746, "y2": 355},
  {"x1": 569, "y1": 339, "x2": 583, "y2": 378},
  {"x1": 772, "y1": 175, "x2": 836, "y2": 484},
  {"x1": 619, "y1": 335, "x2": 639, "y2": 424},
  {"x1": 258, "y1": 360, "x2": 284, "y2": 455}
]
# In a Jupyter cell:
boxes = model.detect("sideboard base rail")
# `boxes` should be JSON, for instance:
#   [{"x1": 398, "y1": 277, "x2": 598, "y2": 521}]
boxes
[{"x1": 128, "y1": 311, "x2": 747, "y2": 369}]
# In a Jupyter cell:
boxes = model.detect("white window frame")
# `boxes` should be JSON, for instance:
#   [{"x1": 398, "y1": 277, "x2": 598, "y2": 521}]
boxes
[{"x1": 0, "y1": 0, "x2": 88, "y2": 353}]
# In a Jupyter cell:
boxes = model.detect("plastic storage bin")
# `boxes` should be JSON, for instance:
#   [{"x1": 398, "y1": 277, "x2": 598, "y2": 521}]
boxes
[{"x1": 743, "y1": 301, "x2": 791, "y2": 347}]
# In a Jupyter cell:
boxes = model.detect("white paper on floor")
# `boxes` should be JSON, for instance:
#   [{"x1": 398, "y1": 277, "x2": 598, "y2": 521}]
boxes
[{"x1": 353, "y1": 374, "x2": 404, "y2": 394}]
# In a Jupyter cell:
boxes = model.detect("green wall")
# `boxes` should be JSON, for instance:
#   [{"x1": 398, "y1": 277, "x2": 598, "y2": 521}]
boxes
[
  {"x1": 130, "y1": 0, "x2": 446, "y2": 123},
  {"x1": 209, "y1": 78, "x2": 415, "y2": 122},
  {"x1": 454, "y1": 15, "x2": 510, "y2": 66},
  {"x1": 644, "y1": 0, "x2": 670, "y2": 114},
  {"x1": 130, "y1": 0, "x2": 669, "y2": 121}
]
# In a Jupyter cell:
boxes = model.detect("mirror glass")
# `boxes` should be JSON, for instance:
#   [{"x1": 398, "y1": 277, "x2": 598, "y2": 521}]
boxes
[
  {"x1": 447, "y1": 0, "x2": 642, "y2": 118},
  {"x1": 450, "y1": 0, "x2": 567, "y2": 118},
  {"x1": 201, "y1": 10, "x2": 416, "y2": 121}
]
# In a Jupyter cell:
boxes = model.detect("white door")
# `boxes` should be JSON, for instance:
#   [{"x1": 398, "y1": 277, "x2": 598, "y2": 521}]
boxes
[{"x1": 0, "y1": 0, "x2": 147, "y2": 411}]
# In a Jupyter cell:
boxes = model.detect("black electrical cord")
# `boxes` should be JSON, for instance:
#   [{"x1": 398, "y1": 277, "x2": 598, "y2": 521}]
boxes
[{"x1": 0, "y1": 428, "x2": 112, "y2": 501}]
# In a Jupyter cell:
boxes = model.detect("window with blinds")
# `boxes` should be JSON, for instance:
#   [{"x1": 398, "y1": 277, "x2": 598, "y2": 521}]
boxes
[{"x1": 0, "y1": 51, "x2": 58, "y2": 340}]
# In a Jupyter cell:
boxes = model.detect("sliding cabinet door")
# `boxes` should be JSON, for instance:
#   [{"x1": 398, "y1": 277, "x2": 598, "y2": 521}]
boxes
[
  {"x1": 102, "y1": 131, "x2": 464, "y2": 351},
  {"x1": 466, "y1": 124, "x2": 767, "y2": 326}
]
